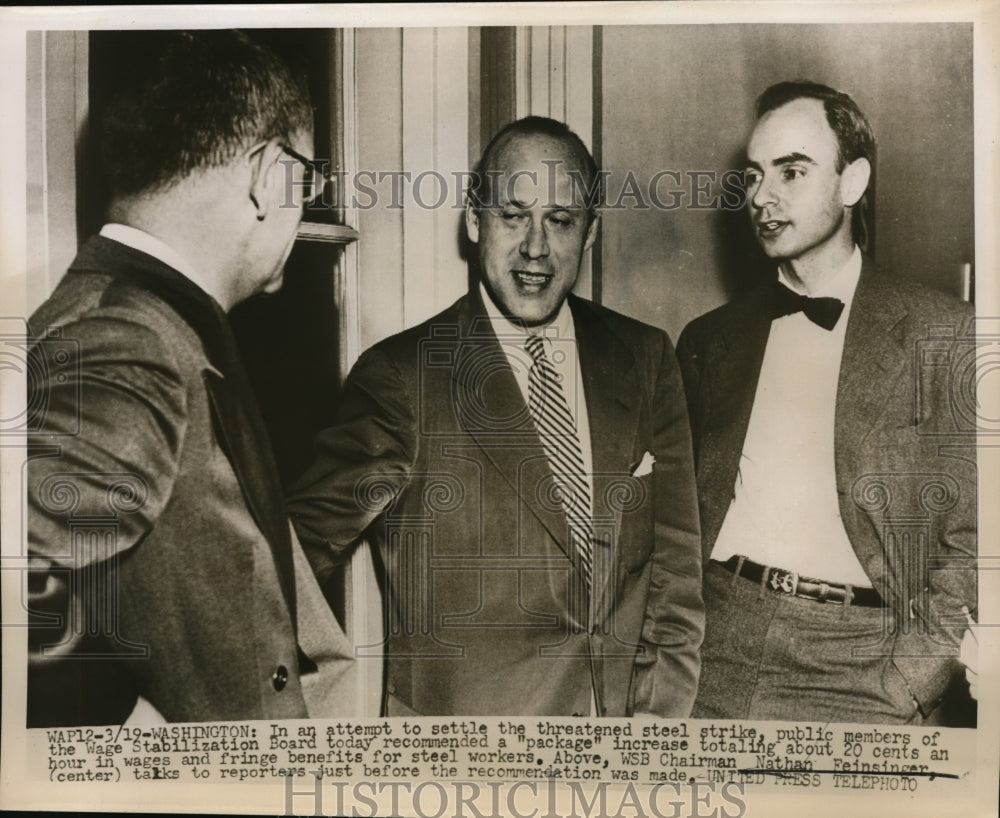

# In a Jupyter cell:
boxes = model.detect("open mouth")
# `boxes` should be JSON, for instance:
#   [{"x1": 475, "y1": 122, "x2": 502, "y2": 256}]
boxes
[
  {"x1": 757, "y1": 220, "x2": 788, "y2": 239},
  {"x1": 513, "y1": 270, "x2": 553, "y2": 289}
]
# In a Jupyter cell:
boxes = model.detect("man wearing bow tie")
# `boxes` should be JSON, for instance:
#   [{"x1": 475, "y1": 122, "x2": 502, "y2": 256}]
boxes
[
  {"x1": 677, "y1": 81, "x2": 976, "y2": 723},
  {"x1": 289, "y1": 116, "x2": 703, "y2": 716}
]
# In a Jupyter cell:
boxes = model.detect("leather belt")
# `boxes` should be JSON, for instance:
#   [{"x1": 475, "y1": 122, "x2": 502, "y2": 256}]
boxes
[{"x1": 714, "y1": 555, "x2": 884, "y2": 608}]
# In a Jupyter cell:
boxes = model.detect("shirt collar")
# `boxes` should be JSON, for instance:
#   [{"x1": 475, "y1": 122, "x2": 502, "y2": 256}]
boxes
[
  {"x1": 99, "y1": 223, "x2": 214, "y2": 302},
  {"x1": 478, "y1": 281, "x2": 576, "y2": 345},
  {"x1": 778, "y1": 245, "x2": 862, "y2": 309}
]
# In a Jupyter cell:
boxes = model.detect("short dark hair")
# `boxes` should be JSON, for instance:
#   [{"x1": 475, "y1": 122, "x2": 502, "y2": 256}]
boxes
[
  {"x1": 468, "y1": 116, "x2": 601, "y2": 219},
  {"x1": 756, "y1": 81, "x2": 875, "y2": 247},
  {"x1": 99, "y1": 30, "x2": 313, "y2": 197}
]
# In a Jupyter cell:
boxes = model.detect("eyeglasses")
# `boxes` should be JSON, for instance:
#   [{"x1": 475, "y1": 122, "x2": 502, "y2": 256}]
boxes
[{"x1": 281, "y1": 145, "x2": 334, "y2": 206}]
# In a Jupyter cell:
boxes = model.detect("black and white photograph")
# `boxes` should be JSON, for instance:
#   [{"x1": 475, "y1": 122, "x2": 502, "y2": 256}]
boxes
[{"x1": 1, "y1": 3, "x2": 997, "y2": 816}]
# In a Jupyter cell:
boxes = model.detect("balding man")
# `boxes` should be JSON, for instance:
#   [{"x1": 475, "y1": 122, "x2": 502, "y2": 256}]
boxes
[{"x1": 289, "y1": 116, "x2": 704, "y2": 717}]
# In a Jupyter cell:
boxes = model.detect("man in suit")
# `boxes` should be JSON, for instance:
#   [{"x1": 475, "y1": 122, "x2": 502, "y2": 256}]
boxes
[
  {"x1": 26, "y1": 30, "x2": 353, "y2": 726},
  {"x1": 677, "y1": 81, "x2": 976, "y2": 723},
  {"x1": 288, "y1": 116, "x2": 704, "y2": 716}
]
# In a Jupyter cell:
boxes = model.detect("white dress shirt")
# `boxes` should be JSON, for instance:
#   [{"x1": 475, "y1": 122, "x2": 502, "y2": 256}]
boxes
[
  {"x1": 479, "y1": 283, "x2": 595, "y2": 517},
  {"x1": 711, "y1": 246, "x2": 873, "y2": 586}
]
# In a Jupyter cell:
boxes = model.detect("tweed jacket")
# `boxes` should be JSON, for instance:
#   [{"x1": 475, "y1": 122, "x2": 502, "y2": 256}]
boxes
[
  {"x1": 676, "y1": 257, "x2": 977, "y2": 714},
  {"x1": 26, "y1": 236, "x2": 354, "y2": 725}
]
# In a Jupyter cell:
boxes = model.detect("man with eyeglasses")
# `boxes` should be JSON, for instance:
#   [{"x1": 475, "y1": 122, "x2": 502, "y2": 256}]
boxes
[
  {"x1": 288, "y1": 117, "x2": 704, "y2": 717},
  {"x1": 25, "y1": 30, "x2": 354, "y2": 725},
  {"x1": 676, "y1": 81, "x2": 976, "y2": 724},
  {"x1": 282, "y1": 144, "x2": 334, "y2": 208}
]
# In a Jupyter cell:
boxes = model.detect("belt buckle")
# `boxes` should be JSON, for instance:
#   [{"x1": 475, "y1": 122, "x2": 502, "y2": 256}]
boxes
[{"x1": 767, "y1": 566, "x2": 798, "y2": 595}]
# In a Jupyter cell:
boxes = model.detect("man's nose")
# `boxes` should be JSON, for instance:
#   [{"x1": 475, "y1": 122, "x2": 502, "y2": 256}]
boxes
[
  {"x1": 520, "y1": 218, "x2": 550, "y2": 259},
  {"x1": 751, "y1": 174, "x2": 777, "y2": 210}
]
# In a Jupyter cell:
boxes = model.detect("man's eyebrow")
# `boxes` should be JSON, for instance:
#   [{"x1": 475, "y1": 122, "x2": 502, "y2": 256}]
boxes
[
  {"x1": 771, "y1": 152, "x2": 816, "y2": 166},
  {"x1": 501, "y1": 196, "x2": 534, "y2": 209},
  {"x1": 498, "y1": 197, "x2": 583, "y2": 211}
]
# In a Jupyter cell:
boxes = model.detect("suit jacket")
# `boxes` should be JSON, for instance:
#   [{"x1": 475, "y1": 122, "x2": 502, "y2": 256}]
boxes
[
  {"x1": 26, "y1": 236, "x2": 354, "y2": 726},
  {"x1": 288, "y1": 289, "x2": 704, "y2": 716},
  {"x1": 676, "y1": 257, "x2": 977, "y2": 714}
]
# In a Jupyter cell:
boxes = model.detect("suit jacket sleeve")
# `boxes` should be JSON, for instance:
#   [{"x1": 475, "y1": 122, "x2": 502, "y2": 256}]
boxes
[
  {"x1": 883, "y1": 310, "x2": 978, "y2": 714},
  {"x1": 631, "y1": 329, "x2": 705, "y2": 717},
  {"x1": 287, "y1": 346, "x2": 418, "y2": 584},
  {"x1": 892, "y1": 453, "x2": 977, "y2": 715},
  {"x1": 28, "y1": 313, "x2": 187, "y2": 683}
]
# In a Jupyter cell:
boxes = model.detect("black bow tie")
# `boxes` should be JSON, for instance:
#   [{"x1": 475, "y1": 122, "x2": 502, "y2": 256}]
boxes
[{"x1": 772, "y1": 281, "x2": 845, "y2": 331}]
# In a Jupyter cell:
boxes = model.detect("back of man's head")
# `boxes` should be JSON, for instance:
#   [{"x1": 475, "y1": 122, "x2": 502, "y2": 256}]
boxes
[{"x1": 100, "y1": 30, "x2": 312, "y2": 199}]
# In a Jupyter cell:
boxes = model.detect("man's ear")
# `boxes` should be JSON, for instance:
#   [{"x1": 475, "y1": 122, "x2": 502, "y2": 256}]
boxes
[
  {"x1": 583, "y1": 212, "x2": 600, "y2": 252},
  {"x1": 247, "y1": 138, "x2": 286, "y2": 220},
  {"x1": 840, "y1": 157, "x2": 871, "y2": 209},
  {"x1": 465, "y1": 203, "x2": 481, "y2": 244}
]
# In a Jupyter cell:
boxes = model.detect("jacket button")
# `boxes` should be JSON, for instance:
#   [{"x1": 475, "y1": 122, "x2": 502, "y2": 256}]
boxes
[{"x1": 272, "y1": 665, "x2": 288, "y2": 691}]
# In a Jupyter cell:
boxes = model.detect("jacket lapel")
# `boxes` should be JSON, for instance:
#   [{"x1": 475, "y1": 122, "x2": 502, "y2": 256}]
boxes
[
  {"x1": 835, "y1": 259, "x2": 909, "y2": 492},
  {"x1": 570, "y1": 296, "x2": 640, "y2": 620},
  {"x1": 203, "y1": 368, "x2": 298, "y2": 624},
  {"x1": 699, "y1": 283, "x2": 773, "y2": 556},
  {"x1": 451, "y1": 293, "x2": 576, "y2": 562}
]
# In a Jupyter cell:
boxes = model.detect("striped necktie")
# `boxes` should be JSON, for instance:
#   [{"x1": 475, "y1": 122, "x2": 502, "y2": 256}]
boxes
[{"x1": 524, "y1": 334, "x2": 593, "y2": 586}]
